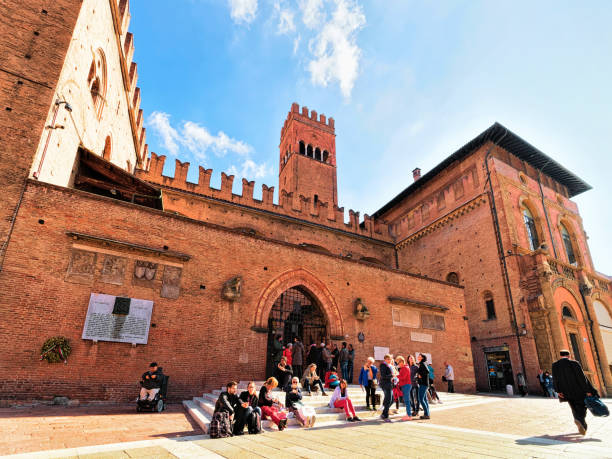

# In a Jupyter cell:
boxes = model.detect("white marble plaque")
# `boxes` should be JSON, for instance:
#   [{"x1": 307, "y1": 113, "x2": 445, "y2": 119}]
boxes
[
  {"x1": 374, "y1": 346, "x2": 390, "y2": 361},
  {"x1": 82, "y1": 293, "x2": 153, "y2": 344},
  {"x1": 411, "y1": 332, "x2": 433, "y2": 343}
]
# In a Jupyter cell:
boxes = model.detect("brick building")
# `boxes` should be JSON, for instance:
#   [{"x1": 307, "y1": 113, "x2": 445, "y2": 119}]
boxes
[{"x1": 0, "y1": 1, "x2": 610, "y2": 403}]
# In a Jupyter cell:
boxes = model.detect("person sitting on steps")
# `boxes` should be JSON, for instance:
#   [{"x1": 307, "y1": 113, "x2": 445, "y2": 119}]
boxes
[
  {"x1": 258, "y1": 377, "x2": 288, "y2": 431},
  {"x1": 233, "y1": 381, "x2": 262, "y2": 435},
  {"x1": 329, "y1": 379, "x2": 361, "y2": 422},
  {"x1": 275, "y1": 356, "x2": 293, "y2": 390},
  {"x1": 285, "y1": 376, "x2": 316, "y2": 427},
  {"x1": 301, "y1": 363, "x2": 327, "y2": 396},
  {"x1": 324, "y1": 366, "x2": 340, "y2": 389}
]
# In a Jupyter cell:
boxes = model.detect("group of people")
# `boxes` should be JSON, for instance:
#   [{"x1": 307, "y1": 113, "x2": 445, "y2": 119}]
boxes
[
  {"x1": 537, "y1": 369, "x2": 557, "y2": 398},
  {"x1": 272, "y1": 337, "x2": 356, "y2": 385}
]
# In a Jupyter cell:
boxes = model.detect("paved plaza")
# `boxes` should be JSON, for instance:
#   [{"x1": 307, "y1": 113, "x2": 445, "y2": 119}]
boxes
[{"x1": 1, "y1": 394, "x2": 611, "y2": 458}]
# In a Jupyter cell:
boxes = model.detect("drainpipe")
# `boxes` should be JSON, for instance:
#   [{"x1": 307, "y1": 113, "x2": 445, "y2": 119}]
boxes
[
  {"x1": 483, "y1": 136, "x2": 528, "y2": 385},
  {"x1": 536, "y1": 168, "x2": 559, "y2": 258}
]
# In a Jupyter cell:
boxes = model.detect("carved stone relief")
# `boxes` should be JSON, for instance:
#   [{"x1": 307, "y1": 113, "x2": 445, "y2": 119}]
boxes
[
  {"x1": 65, "y1": 249, "x2": 97, "y2": 284},
  {"x1": 100, "y1": 255, "x2": 127, "y2": 285},
  {"x1": 354, "y1": 298, "x2": 370, "y2": 320},
  {"x1": 133, "y1": 260, "x2": 158, "y2": 288},
  {"x1": 161, "y1": 265, "x2": 182, "y2": 299},
  {"x1": 222, "y1": 276, "x2": 242, "y2": 301}
]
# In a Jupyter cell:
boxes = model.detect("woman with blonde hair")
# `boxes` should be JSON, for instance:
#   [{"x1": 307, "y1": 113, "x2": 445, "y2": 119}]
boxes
[{"x1": 258, "y1": 377, "x2": 288, "y2": 430}]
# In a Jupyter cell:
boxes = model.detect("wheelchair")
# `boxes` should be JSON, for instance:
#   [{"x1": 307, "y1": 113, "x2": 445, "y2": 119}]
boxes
[{"x1": 137, "y1": 369, "x2": 169, "y2": 413}]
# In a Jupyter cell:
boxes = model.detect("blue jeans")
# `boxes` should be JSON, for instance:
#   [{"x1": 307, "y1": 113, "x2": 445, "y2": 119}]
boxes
[
  {"x1": 381, "y1": 384, "x2": 393, "y2": 418},
  {"x1": 401, "y1": 384, "x2": 412, "y2": 416},
  {"x1": 341, "y1": 361, "x2": 349, "y2": 380},
  {"x1": 410, "y1": 384, "x2": 420, "y2": 413},
  {"x1": 418, "y1": 385, "x2": 430, "y2": 417}
]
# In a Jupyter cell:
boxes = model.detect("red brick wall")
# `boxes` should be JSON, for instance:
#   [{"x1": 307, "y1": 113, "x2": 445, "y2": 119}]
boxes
[
  {"x1": 0, "y1": 181, "x2": 474, "y2": 402},
  {"x1": 0, "y1": 0, "x2": 82, "y2": 257}
]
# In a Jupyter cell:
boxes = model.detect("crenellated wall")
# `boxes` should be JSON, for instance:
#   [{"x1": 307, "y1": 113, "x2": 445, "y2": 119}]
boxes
[{"x1": 135, "y1": 153, "x2": 394, "y2": 247}]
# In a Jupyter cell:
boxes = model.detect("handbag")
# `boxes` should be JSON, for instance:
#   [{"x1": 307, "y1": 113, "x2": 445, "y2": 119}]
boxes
[
  {"x1": 373, "y1": 393, "x2": 381, "y2": 406},
  {"x1": 585, "y1": 396, "x2": 609, "y2": 417}
]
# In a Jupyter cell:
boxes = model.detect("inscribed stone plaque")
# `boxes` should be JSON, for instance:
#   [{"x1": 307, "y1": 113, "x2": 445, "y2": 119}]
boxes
[
  {"x1": 82, "y1": 293, "x2": 153, "y2": 344},
  {"x1": 133, "y1": 260, "x2": 158, "y2": 288},
  {"x1": 422, "y1": 313, "x2": 445, "y2": 331},
  {"x1": 100, "y1": 255, "x2": 127, "y2": 285},
  {"x1": 161, "y1": 265, "x2": 182, "y2": 299},
  {"x1": 391, "y1": 306, "x2": 420, "y2": 328},
  {"x1": 374, "y1": 346, "x2": 389, "y2": 361},
  {"x1": 411, "y1": 332, "x2": 433, "y2": 343},
  {"x1": 65, "y1": 249, "x2": 97, "y2": 284},
  {"x1": 238, "y1": 352, "x2": 249, "y2": 364}
]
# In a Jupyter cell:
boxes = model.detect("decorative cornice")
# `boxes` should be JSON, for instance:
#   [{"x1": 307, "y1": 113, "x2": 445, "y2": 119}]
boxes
[
  {"x1": 396, "y1": 194, "x2": 487, "y2": 249},
  {"x1": 388, "y1": 296, "x2": 450, "y2": 312}
]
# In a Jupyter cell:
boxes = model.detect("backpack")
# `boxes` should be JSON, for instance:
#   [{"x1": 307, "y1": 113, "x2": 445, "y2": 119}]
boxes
[
  {"x1": 209, "y1": 411, "x2": 233, "y2": 438},
  {"x1": 585, "y1": 396, "x2": 609, "y2": 417},
  {"x1": 247, "y1": 410, "x2": 262, "y2": 434}
]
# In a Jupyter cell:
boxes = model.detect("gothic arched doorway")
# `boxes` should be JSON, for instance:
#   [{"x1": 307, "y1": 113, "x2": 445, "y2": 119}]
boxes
[{"x1": 266, "y1": 286, "x2": 328, "y2": 377}]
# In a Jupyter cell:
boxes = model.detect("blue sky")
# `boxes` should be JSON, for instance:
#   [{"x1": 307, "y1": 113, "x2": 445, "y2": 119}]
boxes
[{"x1": 131, "y1": 0, "x2": 612, "y2": 274}]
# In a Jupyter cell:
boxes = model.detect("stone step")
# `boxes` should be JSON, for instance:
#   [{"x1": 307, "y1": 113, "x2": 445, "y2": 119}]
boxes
[{"x1": 182, "y1": 399, "x2": 210, "y2": 434}]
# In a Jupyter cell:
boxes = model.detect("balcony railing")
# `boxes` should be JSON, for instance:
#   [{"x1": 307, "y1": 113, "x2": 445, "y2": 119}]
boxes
[{"x1": 547, "y1": 257, "x2": 610, "y2": 292}]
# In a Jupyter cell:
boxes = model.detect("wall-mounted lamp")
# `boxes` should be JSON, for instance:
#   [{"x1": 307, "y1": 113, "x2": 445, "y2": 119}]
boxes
[{"x1": 55, "y1": 99, "x2": 73, "y2": 112}]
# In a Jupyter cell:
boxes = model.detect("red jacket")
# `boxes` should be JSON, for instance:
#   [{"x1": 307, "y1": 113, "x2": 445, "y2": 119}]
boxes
[
  {"x1": 398, "y1": 366, "x2": 411, "y2": 386},
  {"x1": 283, "y1": 348, "x2": 293, "y2": 366}
]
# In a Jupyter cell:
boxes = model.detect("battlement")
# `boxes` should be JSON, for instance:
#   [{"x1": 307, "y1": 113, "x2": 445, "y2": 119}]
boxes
[
  {"x1": 136, "y1": 153, "x2": 391, "y2": 241},
  {"x1": 281, "y1": 102, "x2": 335, "y2": 140}
]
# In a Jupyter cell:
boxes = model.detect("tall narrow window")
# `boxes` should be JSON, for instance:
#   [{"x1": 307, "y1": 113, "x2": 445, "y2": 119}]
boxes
[
  {"x1": 299, "y1": 141, "x2": 305, "y2": 155},
  {"x1": 484, "y1": 291, "x2": 496, "y2": 320},
  {"x1": 522, "y1": 206, "x2": 540, "y2": 250},
  {"x1": 315, "y1": 148, "x2": 321, "y2": 161},
  {"x1": 307, "y1": 145, "x2": 313, "y2": 157},
  {"x1": 569, "y1": 333, "x2": 583, "y2": 366},
  {"x1": 560, "y1": 223, "x2": 577, "y2": 266},
  {"x1": 87, "y1": 49, "x2": 107, "y2": 120},
  {"x1": 102, "y1": 135, "x2": 112, "y2": 160}
]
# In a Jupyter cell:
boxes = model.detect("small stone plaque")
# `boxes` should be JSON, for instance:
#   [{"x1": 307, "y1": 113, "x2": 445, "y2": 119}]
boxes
[
  {"x1": 422, "y1": 313, "x2": 445, "y2": 331},
  {"x1": 100, "y1": 255, "x2": 127, "y2": 285},
  {"x1": 238, "y1": 352, "x2": 249, "y2": 364},
  {"x1": 66, "y1": 249, "x2": 97, "y2": 284},
  {"x1": 411, "y1": 332, "x2": 433, "y2": 343},
  {"x1": 161, "y1": 266, "x2": 182, "y2": 299},
  {"x1": 133, "y1": 261, "x2": 158, "y2": 288},
  {"x1": 82, "y1": 293, "x2": 153, "y2": 344}
]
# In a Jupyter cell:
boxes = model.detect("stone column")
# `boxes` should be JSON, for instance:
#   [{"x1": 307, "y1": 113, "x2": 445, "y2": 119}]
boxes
[{"x1": 536, "y1": 259, "x2": 566, "y2": 355}]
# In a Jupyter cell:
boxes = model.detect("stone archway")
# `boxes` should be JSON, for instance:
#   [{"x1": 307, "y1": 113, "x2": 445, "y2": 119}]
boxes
[{"x1": 253, "y1": 268, "x2": 343, "y2": 338}]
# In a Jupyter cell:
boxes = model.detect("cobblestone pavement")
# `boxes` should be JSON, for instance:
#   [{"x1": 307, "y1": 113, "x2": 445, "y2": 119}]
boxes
[{"x1": 2, "y1": 395, "x2": 611, "y2": 458}]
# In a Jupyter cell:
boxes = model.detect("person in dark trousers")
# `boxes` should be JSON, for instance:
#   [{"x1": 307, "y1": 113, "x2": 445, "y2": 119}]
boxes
[
  {"x1": 359, "y1": 357, "x2": 378, "y2": 410},
  {"x1": 516, "y1": 372, "x2": 527, "y2": 397},
  {"x1": 537, "y1": 369, "x2": 548, "y2": 396},
  {"x1": 409, "y1": 355, "x2": 420, "y2": 415},
  {"x1": 339, "y1": 342, "x2": 350, "y2": 381},
  {"x1": 139, "y1": 362, "x2": 163, "y2": 401},
  {"x1": 379, "y1": 354, "x2": 397, "y2": 422},
  {"x1": 233, "y1": 381, "x2": 261, "y2": 435},
  {"x1": 292, "y1": 337, "x2": 304, "y2": 380},
  {"x1": 214, "y1": 381, "x2": 240, "y2": 425},
  {"x1": 416, "y1": 354, "x2": 431, "y2": 419},
  {"x1": 272, "y1": 335, "x2": 284, "y2": 368},
  {"x1": 552, "y1": 349, "x2": 597, "y2": 435},
  {"x1": 444, "y1": 361, "x2": 455, "y2": 393},
  {"x1": 331, "y1": 343, "x2": 340, "y2": 370},
  {"x1": 347, "y1": 344, "x2": 355, "y2": 384}
]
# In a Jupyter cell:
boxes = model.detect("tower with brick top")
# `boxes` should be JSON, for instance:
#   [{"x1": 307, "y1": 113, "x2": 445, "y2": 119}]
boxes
[{"x1": 279, "y1": 103, "x2": 338, "y2": 207}]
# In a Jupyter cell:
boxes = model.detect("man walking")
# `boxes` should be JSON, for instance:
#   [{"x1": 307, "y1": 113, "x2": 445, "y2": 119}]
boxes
[
  {"x1": 292, "y1": 337, "x2": 304, "y2": 379},
  {"x1": 339, "y1": 342, "x2": 350, "y2": 381},
  {"x1": 444, "y1": 361, "x2": 455, "y2": 393},
  {"x1": 552, "y1": 349, "x2": 597, "y2": 435}
]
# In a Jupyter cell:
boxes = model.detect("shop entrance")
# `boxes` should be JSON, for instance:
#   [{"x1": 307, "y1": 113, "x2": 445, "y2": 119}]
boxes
[{"x1": 485, "y1": 346, "x2": 514, "y2": 392}]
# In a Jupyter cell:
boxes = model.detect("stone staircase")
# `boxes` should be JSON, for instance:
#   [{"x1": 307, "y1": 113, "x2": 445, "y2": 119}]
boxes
[{"x1": 183, "y1": 381, "x2": 484, "y2": 435}]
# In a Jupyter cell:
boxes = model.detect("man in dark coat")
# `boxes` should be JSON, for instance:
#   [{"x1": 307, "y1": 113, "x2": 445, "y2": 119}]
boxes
[
  {"x1": 292, "y1": 337, "x2": 304, "y2": 380},
  {"x1": 552, "y1": 349, "x2": 597, "y2": 435}
]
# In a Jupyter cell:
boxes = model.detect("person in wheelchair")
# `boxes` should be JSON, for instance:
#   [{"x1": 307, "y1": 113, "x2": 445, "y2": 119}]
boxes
[{"x1": 139, "y1": 362, "x2": 163, "y2": 401}]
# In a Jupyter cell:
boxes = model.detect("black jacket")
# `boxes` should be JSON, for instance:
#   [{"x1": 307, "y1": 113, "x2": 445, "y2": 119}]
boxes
[
  {"x1": 214, "y1": 391, "x2": 239, "y2": 415},
  {"x1": 141, "y1": 369, "x2": 163, "y2": 389},
  {"x1": 284, "y1": 387, "x2": 303, "y2": 409},
  {"x1": 235, "y1": 390, "x2": 259, "y2": 414},
  {"x1": 258, "y1": 386, "x2": 275, "y2": 407},
  {"x1": 552, "y1": 357, "x2": 597, "y2": 401},
  {"x1": 416, "y1": 362, "x2": 430, "y2": 386},
  {"x1": 379, "y1": 362, "x2": 393, "y2": 388}
]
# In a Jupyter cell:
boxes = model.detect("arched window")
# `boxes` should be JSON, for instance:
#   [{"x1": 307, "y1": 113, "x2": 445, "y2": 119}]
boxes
[
  {"x1": 299, "y1": 141, "x2": 305, "y2": 155},
  {"x1": 522, "y1": 205, "x2": 540, "y2": 250},
  {"x1": 484, "y1": 291, "x2": 496, "y2": 320},
  {"x1": 87, "y1": 49, "x2": 107, "y2": 119},
  {"x1": 560, "y1": 223, "x2": 577, "y2": 266},
  {"x1": 315, "y1": 148, "x2": 321, "y2": 161},
  {"x1": 306, "y1": 145, "x2": 313, "y2": 157},
  {"x1": 323, "y1": 150, "x2": 329, "y2": 162},
  {"x1": 446, "y1": 272, "x2": 459, "y2": 285},
  {"x1": 314, "y1": 194, "x2": 318, "y2": 204},
  {"x1": 102, "y1": 135, "x2": 112, "y2": 160},
  {"x1": 562, "y1": 305, "x2": 574, "y2": 319}
]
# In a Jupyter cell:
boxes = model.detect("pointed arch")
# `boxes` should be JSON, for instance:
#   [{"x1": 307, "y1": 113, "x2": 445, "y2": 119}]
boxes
[{"x1": 253, "y1": 268, "x2": 343, "y2": 337}]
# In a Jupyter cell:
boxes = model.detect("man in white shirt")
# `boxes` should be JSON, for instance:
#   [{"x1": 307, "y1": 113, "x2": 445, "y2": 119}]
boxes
[{"x1": 443, "y1": 362, "x2": 455, "y2": 393}]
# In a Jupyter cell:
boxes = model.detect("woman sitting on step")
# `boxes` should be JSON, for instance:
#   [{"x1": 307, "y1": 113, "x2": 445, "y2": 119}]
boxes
[
  {"x1": 233, "y1": 381, "x2": 262, "y2": 435},
  {"x1": 285, "y1": 376, "x2": 316, "y2": 427},
  {"x1": 301, "y1": 364, "x2": 328, "y2": 396},
  {"x1": 258, "y1": 377, "x2": 288, "y2": 431},
  {"x1": 329, "y1": 379, "x2": 362, "y2": 422}
]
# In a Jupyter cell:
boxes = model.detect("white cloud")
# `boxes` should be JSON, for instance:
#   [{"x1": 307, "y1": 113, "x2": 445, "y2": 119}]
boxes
[
  {"x1": 274, "y1": 1, "x2": 296, "y2": 35},
  {"x1": 307, "y1": 0, "x2": 365, "y2": 98},
  {"x1": 147, "y1": 112, "x2": 252, "y2": 162},
  {"x1": 228, "y1": 159, "x2": 273, "y2": 180},
  {"x1": 147, "y1": 111, "x2": 180, "y2": 156},
  {"x1": 229, "y1": 0, "x2": 258, "y2": 24},
  {"x1": 293, "y1": 34, "x2": 301, "y2": 54},
  {"x1": 300, "y1": 0, "x2": 326, "y2": 29}
]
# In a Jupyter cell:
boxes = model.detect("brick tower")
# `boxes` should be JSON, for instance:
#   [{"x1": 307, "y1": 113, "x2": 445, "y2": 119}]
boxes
[{"x1": 279, "y1": 103, "x2": 338, "y2": 207}]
